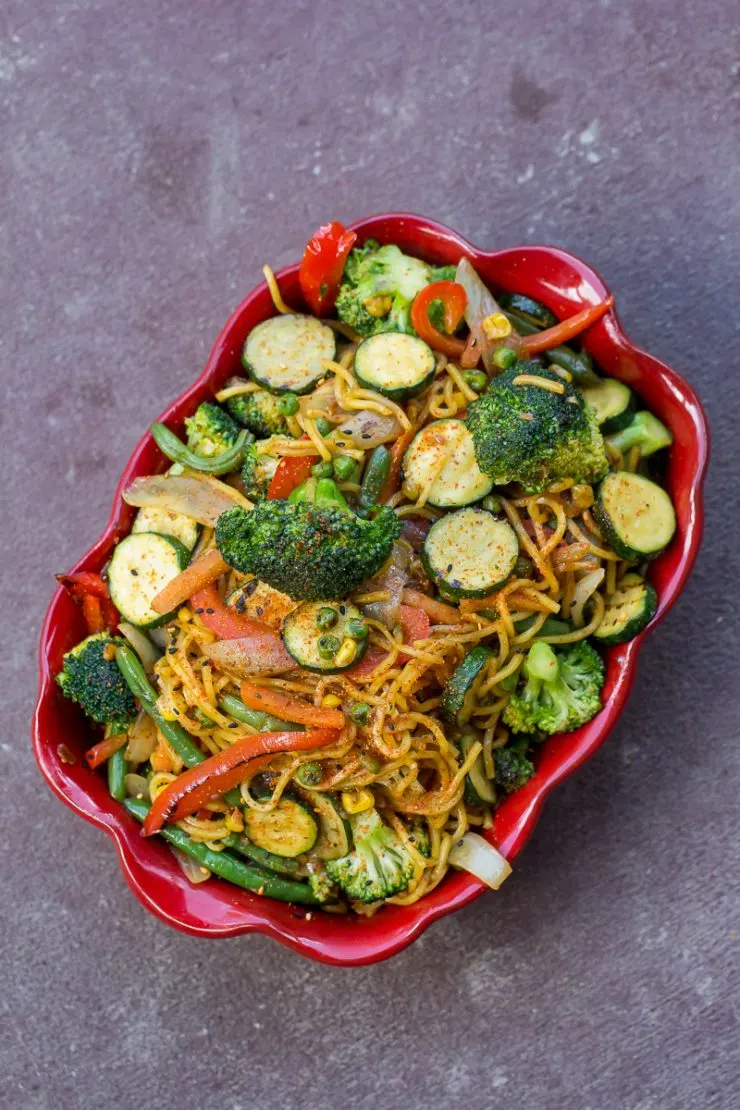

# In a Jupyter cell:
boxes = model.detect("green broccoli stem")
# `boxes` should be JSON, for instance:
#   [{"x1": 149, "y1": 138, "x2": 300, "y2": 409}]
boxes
[
  {"x1": 288, "y1": 476, "x2": 350, "y2": 511},
  {"x1": 123, "y1": 797, "x2": 320, "y2": 905},
  {"x1": 525, "y1": 641, "x2": 559, "y2": 682},
  {"x1": 151, "y1": 423, "x2": 252, "y2": 476},
  {"x1": 606, "y1": 412, "x2": 672, "y2": 458}
]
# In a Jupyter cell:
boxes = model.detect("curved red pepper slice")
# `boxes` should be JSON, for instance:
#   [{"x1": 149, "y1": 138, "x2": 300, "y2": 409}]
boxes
[
  {"x1": 411, "y1": 281, "x2": 468, "y2": 359},
  {"x1": 299, "y1": 221, "x2": 357, "y2": 316}
]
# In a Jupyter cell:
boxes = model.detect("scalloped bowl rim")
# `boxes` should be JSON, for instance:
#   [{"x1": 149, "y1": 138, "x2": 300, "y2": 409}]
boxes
[{"x1": 32, "y1": 213, "x2": 709, "y2": 965}]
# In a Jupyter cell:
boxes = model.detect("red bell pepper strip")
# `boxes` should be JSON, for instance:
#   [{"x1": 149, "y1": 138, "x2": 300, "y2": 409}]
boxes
[
  {"x1": 401, "y1": 588, "x2": 462, "y2": 625},
  {"x1": 397, "y1": 604, "x2": 431, "y2": 663},
  {"x1": 519, "y1": 296, "x2": 614, "y2": 355},
  {"x1": 410, "y1": 281, "x2": 468, "y2": 359},
  {"x1": 57, "y1": 571, "x2": 119, "y2": 632},
  {"x1": 192, "y1": 583, "x2": 281, "y2": 643},
  {"x1": 267, "y1": 453, "x2": 319, "y2": 499},
  {"x1": 142, "y1": 727, "x2": 339, "y2": 834},
  {"x1": 239, "y1": 683, "x2": 345, "y2": 729},
  {"x1": 86, "y1": 731, "x2": 128, "y2": 770},
  {"x1": 299, "y1": 221, "x2": 357, "y2": 316}
]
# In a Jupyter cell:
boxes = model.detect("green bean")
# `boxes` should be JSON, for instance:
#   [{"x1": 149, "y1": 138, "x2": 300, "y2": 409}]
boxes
[
  {"x1": 217, "y1": 693, "x2": 304, "y2": 733},
  {"x1": 503, "y1": 309, "x2": 601, "y2": 387},
  {"x1": 151, "y1": 423, "x2": 252, "y2": 476},
  {"x1": 332, "y1": 455, "x2": 357, "y2": 482},
  {"x1": 224, "y1": 836, "x2": 305, "y2": 877},
  {"x1": 498, "y1": 292, "x2": 557, "y2": 329},
  {"x1": 107, "y1": 746, "x2": 129, "y2": 801},
  {"x1": 311, "y1": 460, "x2": 334, "y2": 479},
  {"x1": 356, "y1": 445, "x2": 391, "y2": 518},
  {"x1": 115, "y1": 645, "x2": 205, "y2": 768},
  {"x1": 123, "y1": 798, "x2": 319, "y2": 905}
]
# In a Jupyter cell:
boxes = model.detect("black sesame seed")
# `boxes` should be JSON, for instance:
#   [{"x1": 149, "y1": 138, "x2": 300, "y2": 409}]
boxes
[
  {"x1": 339, "y1": 605, "x2": 346, "y2": 614},
  {"x1": 228, "y1": 722, "x2": 238, "y2": 729},
  {"x1": 335, "y1": 441, "x2": 346, "y2": 447},
  {"x1": 130, "y1": 568, "x2": 139, "y2": 576},
  {"x1": 447, "y1": 564, "x2": 453, "y2": 572},
  {"x1": 361, "y1": 433, "x2": 372, "y2": 439},
  {"x1": 195, "y1": 607, "x2": 204, "y2": 614},
  {"x1": 205, "y1": 608, "x2": 215, "y2": 614},
  {"x1": 168, "y1": 647, "x2": 177, "y2": 654}
]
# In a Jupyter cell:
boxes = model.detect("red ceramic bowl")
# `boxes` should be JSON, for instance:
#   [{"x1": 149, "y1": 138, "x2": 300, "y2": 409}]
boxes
[{"x1": 33, "y1": 213, "x2": 709, "y2": 965}]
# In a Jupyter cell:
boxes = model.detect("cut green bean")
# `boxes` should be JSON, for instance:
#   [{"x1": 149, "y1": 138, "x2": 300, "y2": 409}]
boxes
[
  {"x1": 357, "y1": 445, "x2": 391, "y2": 518},
  {"x1": 224, "y1": 836, "x2": 305, "y2": 877},
  {"x1": 115, "y1": 644, "x2": 205, "y2": 768},
  {"x1": 217, "y1": 693, "x2": 304, "y2": 733},
  {"x1": 503, "y1": 308, "x2": 600, "y2": 386},
  {"x1": 107, "y1": 746, "x2": 129, "y2": 801},
  {"x1": 151, "y1": 423, "x2": 252, "y2": 476},
  {"x1": 124, "y1": 797, "x2": 319, "y2": 904}
]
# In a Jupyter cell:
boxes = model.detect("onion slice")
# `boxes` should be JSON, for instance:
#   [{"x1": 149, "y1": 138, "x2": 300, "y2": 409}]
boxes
[
  {"x1": 170, "y1": 846, "x2": 211, "y2": 884},
  {"x1": 455, "y1": 258, "x2": 523, "y2": 372},
  {"x1": 330, "y1": 409, "x2": 402, "y2": 449},
  {"x1": 448, "y1": 833, "x2": 512, "y2": 890},
  {"x1": 570, "y1": 568, "x2": 605, "y2": 627},
  {"x1": 123, "y1": 473, "x2": 248, "y2": 527},
  {"x1": 363, "y1": 541, "x2": 410, "y2": 629},
  {"x1": 118, "y1": 622, "x2": 160, "y2": 675},
  {"x1": 203, "y1": 635, "x2": 295, "y2": 677}
]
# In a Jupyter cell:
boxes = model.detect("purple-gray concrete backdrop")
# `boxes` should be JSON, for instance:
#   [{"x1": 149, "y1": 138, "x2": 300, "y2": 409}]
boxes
[{"x1": 3, "y1": 1, "x2": 738, "y2": 1107}]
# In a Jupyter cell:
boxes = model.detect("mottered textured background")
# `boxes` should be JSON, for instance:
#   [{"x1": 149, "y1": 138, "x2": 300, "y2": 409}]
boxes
[{"x1": 2, "y1": 1, "x2": 738, "y2": 1107}]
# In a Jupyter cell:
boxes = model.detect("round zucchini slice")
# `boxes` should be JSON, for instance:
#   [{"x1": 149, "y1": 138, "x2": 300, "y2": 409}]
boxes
[
  {"x1": 594, "y1": 471, "x2": 676, "y2": 560},
  {"x1": 581, "y1": 378, "x2": 635, "y2": 434},
  {"x1": 403, "y1": 419, "x2": 493, "y2": 508},
  {"x1": 132, "y1": 506, "x2": 200, "y2": 551},
  {"x1": 422, "y1": 508, "x2": 519, "y2": 599},
  {"x1": 354, "y1": 332, "x2": 436, "y2": 400},
  {"x1": 593, "y1": 573, "x2": 658, "y2": 645},
  {"x1": 442, "y1": 645, "x2": 494, "y2": 725},
  {"x1": 243, "y1": 314, "x2": 336, "y2": 395},
  {"x1": 282, "y1": 601, "x2": 368, "y2": 672},
  {"x1": 458, "y1": 728, "x2": 497, "y2": 807},
  {"x1": 108, "y1": 532, "x2": 190, "y2": 628},
  {"x1": 244, "y1": 796, "x2": 318, "y2": 858}
]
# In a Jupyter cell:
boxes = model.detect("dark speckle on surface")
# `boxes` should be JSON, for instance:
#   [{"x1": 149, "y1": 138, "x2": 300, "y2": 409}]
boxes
[{"x1": 3, "y1": 0, "x2": 739, "y2": 1108}]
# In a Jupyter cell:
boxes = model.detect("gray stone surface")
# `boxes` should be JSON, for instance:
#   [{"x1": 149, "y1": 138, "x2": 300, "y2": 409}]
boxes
[{"x1": 2, "y1": 1, "x2": 738, "y2": 1107}]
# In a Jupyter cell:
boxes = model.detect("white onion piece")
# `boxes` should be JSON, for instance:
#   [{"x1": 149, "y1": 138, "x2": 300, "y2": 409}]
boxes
[
  {"x1": 449, "y1": 833, "x2": 512, "y2": 890},
  {"x1": 204, "y1": 635, "x2": 295, "y2": 677},
  {"x1": 330, "y1": 409, "x2": 402, "y2": 449},
  {"x1": 455, "y1": 257, "x2": 522, "y2": 372},
  {"x1": 170, "y1": 846, "x2": 211, "y2": 884},
  {"x1": 363, "y1": 542, "x2": 411, "y2": 629},
  {"x1": 118, "y1": 622, "x2": 160, "y2": 675},
  {"x1": 570, "y1": 568, "x2": 605, "y2": 627},
  {"x1": 124, "y1": 773, "x2": 150, "y2": 798},
  {"x1": 125, "y1": 711, "x2": 159, "y2": 763},
  {"x1": 123, "y1": 474, "x2": 242, "y2": 527},
  {"x1": 148, "y1": 626, "x2": 170, "y2": 650}
]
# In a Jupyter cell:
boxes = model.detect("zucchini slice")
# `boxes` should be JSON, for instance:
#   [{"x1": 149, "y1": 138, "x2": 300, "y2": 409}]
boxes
[
  {"x1": 298, "y1": 791, "x2": 350, "y2": 860},
  {"x1": 422, "y1": 508, "x2": 519, "y2": 599},
  {"x1": 594, "y1": 471, "x2": 676, "y2": 560},
  {"x1": 282, "y1": 601, "x2": 368, "y2": 672},
  {"x1": 442, "y1": 645, "x2": 494, "y2": 725},
  {"x1": 243, "y1": 314, "x2": 336, "y2": 395},
  {"x1": 581, "y1": 378, "x2": 635, "y2": 433},
  {"x1": 132, "y1": 506, "x2": 200, "y2": 551},
  {"x1": 403, "y1": 419, "x2": 493, "y2": 508},
  {"x1": 108, "y1": 533, "x2": 190, "y2": 627},
  {"x1": 244, "y1": 796, "x2": 318, "y2": 858},
  {"x1": 593, "y1": 573, "x2": 658, "y2": 645},
  {"x1": 354, "y1": 332, "x2": 436, "y2": 400},
  {"x1": 459, "y1": 729, "x2": 496, "y2": 807}
]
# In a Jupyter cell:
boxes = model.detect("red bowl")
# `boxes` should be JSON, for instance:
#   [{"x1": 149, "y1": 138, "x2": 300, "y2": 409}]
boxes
[{"x1": 33, "y1": 213, "x2": 709, "y2": 965}]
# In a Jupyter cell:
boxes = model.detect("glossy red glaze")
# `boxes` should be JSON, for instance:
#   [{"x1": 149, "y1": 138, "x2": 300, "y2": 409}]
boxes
[{"x1": 33, "y1": 213, "x2": 709, "y2": 965}]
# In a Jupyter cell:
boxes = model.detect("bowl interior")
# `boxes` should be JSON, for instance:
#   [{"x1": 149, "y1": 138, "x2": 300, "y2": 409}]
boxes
[{"x1": 33, "y1": 213, "x2": 708, "y2": 964}]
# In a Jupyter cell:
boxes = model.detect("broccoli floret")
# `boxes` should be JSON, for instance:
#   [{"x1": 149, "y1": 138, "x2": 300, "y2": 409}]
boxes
[
  {"x1": 407, "y1": 820, "x2": 432, "y2": 858},
  {"x1": 466, "y1": 363, "x2": 609, "y2": 493},
  {"x1": 56, "y1": 633, "x2": 137, "y2": 731},
  {"x1": 503, "y1": 640, "x2": 605, "y2": 736},
  {"x1": 336, "y1": 241, "x2": 439, "y2": 337},
  {"x1": 240, "y1": 443, "x2": 280, "y2": 500},
  {"x1": 494, "y1": 743, "x2": 536, "y2": 793},
  {"x1": 306, "y1": 862, "x2": 339, "y2": 904},
  {"x1": 606, "y1": 411, "x2": 673, "y2": 459},
  {"x1": 325, "y1": 808, "x2": 415, "y2": 903},
  {"x1": 184, "y1": 402, "x2": 241, "y2": 458},
  {"x1": 215, "y1": 476, "x2": 401, "y2": 601},
  {"x1": 223, "y1": 380, "x2": 288, "y2": 438}
]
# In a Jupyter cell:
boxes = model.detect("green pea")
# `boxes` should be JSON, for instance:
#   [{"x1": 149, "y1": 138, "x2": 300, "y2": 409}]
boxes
[
  {"x1": 317, "y1": 634, "x2": 341, "y2": 659},
  {"x1": 311, "y1": 461, "x2": 334, "y2": 479},
  {"x1": 295, "y1": 761, "x2": 323, "y2": 787},
  {"x1": 278, "y1": 393, "x2": 300, "y2": 417},
  {"x1": 315, "y1": 417, "x2": 333, "y2": 437},
  {"x1": 345, "y1": 618, "x2": 368, "y2": 641},
  {"x1": 463, "y1": 370, "x2": 488, "y2": 393},
  {"x1": 316, "y1": 607, "x2": 338, "y2": 631},
  {"x1": 493, "y1": 346, "x2": 518, "y2": 370},
  {"x1": 514, "y1": 555, "x2": 535, "y2": 579},
  {"x1": 332, "y1": 455, "x2": 356, "y2": 482},
  {"x1": 481, "y1": 494, "x2": 503, "y2": 514},
  {"x1": 350, "y1": 702, "x2": 371, "y2": 726}
]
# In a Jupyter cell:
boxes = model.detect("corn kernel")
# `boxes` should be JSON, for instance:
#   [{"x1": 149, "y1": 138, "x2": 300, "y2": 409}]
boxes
[
  {"x1": 178, "y1": 607, "x2": 191, "y2": 622},
  {"x1": 342, "y1": 788, "x2": 375, "y2": 814},
  {"x1": 364, "y1": 294, "x2": 393, "y2": 318},
  {"x1": 333, "y1": 639, "x2": 357, "y2": 668},
  {"x1": 482, "y1": 312, "x2": 512, "y2": 340},
  {"x1": 225, "y1": 806, "x2": 245, "y2": 833},
  {"x1": 321, "y1": 694, "x2": 342, "y2": 709}
]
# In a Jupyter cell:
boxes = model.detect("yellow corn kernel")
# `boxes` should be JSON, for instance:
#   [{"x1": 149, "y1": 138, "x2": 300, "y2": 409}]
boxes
[
  {"x1": 364, "y1": 294, "x2": 393, "y2": 318},
  {"x1": 551, "y1": 364, "x2": 573, "y2": 383},
  {"x1": 321, "y1": 694, "x2": 342, "y2": 709},
  {"x1": 482, "y1": 312, "x2": 512, "y2": 340},
  {"x1": 178, "y1": 607, "x2": 191, "y2": 622},
  {"x1": 225, "y1": 806, "x2": 245, "y2": 833},
  {"x1": 342, "y1": 788, "x2": 375, "y2": 815},
  {"x1": 333, "y1": 639, "x2": 357, "y2": 668}
]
